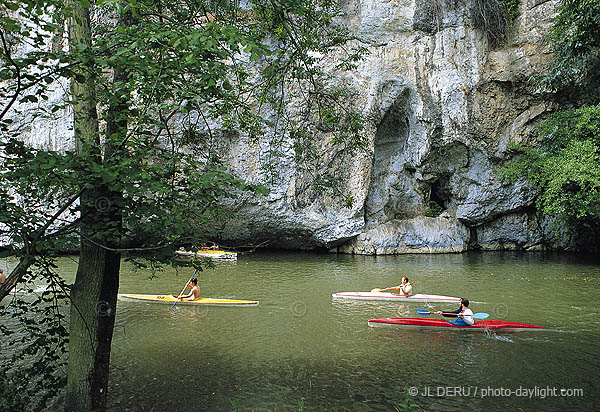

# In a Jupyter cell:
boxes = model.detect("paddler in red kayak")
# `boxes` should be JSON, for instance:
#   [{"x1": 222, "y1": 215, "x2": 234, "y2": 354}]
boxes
[
  {"x1": 378, "y1": 276, "x2": 413, "y2": 296},
  {"x1": 436, "y1": 298, "x2": 474, "y2": 326}
]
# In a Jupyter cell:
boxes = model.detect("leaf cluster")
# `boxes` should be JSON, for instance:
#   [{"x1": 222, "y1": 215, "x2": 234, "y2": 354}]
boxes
[
  {"x1": 542, "y1": 0, "x2": 600, "y2": 103},
  {"x1": 1, "y1": 1, "x2": 367, "y2": 407},
  {"x1": 0, "y1": 257, "x2": 70, "y2": 411},
  {"x1": 500, "y1": 2, "x2": 600, "y2": 247},
  {"x1": 500, "y1": 104, "x2": 600, "y2": 241}
]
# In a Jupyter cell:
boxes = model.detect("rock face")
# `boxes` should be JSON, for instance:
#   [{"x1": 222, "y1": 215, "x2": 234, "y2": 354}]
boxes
[
  {"x1": 12, "y1": 0, "x2": 571, "y2": 253},
  {"x1": 219, "y1": 0, "x2": 567, "y2": 253}
]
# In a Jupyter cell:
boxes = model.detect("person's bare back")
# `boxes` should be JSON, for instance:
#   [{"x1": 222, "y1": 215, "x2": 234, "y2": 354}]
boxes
[{"x1": 173, "y1": 277, "x2": 201, "y2": 301}]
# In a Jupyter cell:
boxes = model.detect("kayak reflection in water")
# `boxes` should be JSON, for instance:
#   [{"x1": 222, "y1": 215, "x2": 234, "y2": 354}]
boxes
[
  {"x1": 379, "y1": 276, "x2": 413, "y2": 296},
  {"x1": 172, "y1": 278, "x2": 201, "y2": 301},
  {"x1": 436, "y1": 298, "x2": 474, "y2": 326}
]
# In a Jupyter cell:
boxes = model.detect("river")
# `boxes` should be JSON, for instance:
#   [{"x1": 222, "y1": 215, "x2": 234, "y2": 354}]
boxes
[{"x1": 2, "y1": 251, "x2": 600, "y2": 411}]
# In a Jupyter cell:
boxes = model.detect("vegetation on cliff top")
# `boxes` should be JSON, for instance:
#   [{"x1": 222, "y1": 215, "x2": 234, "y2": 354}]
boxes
[
  {"x1": 501, "y1": 0, "x2": 600, "y2": 249},
  {"x1": 471, "y1": 0, "x2": 521, "y2": 47}
]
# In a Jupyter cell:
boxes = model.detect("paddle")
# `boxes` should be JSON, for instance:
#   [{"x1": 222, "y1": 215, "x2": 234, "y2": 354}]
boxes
[
  {"x1": 171, "y1": 269, "x2": 198, "y2": 309},
  {"x1": 416, "y1": 308, "x2": 489, "y2": 320},
  {"x1": 371, "y1": 281, "x2": 422, "y2": 293}
]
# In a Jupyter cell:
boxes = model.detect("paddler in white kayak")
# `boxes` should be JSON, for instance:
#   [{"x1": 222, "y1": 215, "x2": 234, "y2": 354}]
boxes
[
  {"x1": 436, "y1": 298, "x2": 474, "y2": 326},
  {"x1": 172, "y1": 277, "x2": 201, "y2": 301},
  {"x1": 372, "y1": 276, "x2": 413, "y2": 296}
]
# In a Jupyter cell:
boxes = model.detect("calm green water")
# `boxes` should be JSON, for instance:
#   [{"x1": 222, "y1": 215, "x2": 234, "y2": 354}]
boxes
[{"x1": 4, "y1": 251, "x2": 600, "y2": 411}]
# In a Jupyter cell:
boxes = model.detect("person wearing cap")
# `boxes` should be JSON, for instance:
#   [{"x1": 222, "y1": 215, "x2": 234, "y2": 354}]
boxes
[{"x1": 436, "y1": 298, "x2": 474, "y2": 326}]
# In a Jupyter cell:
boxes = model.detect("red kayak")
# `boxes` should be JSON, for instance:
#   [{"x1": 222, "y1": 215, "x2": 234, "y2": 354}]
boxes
[{"x1": 368, "y1": 317, "x2": 543, "y2": 331}]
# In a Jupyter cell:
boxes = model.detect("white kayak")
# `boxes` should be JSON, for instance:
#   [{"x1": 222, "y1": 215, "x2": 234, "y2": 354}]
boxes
[
  {"x1": 332, "y1": 292, "x2": 461, "y2": 303},
  {"x1": 175, "y1": 249, "x2": 237, "y2": 260}
]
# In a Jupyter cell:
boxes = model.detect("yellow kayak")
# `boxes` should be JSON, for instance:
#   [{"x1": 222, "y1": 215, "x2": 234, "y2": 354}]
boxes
[{"x1": 117, "y1": 293, "x2": 258, "y2": 306}]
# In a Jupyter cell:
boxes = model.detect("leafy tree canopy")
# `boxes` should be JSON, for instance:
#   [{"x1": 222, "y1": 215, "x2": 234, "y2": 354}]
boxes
[
  {"x1": 543, "y1": 0, "x2": 600, "y2": 102},
  {"x1": 501, "y1": 0, "x2": 600, "y2": 249},
  {"x1": 1, "y1": 0, "x2": 366, "y2": 264},
  {"x1": 500, "y1": 104, "x2": 600, "y2": 244}
]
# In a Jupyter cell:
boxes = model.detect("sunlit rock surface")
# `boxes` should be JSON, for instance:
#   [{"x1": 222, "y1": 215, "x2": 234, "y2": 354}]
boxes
[{"x1": 218, "y1": 0, "x2": 564, "y2": 253}]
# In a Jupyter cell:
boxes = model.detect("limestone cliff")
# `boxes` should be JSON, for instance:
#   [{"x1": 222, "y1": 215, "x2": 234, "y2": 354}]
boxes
[
  {"x1": 216, "y1": 0, "x2": 567, "y2": 253},
  {"x1": 10, "y1": 0, "x2": 570, "y2": 254}
]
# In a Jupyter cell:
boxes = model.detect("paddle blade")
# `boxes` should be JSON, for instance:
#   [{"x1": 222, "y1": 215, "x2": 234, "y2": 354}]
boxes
[
  {"x1": 473, "y1": 312, "x2": 489, "y2": 320},
  {"x1": 416, "y1": 308, "x2": 432, "y2": 316},
  {"x1": 370, "y1": 288, "x2": 383, "y2": 293}
]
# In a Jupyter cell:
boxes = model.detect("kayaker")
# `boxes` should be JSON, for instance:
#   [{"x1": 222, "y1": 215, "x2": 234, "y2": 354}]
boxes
[
  {"x1": 436, "y1": 298, "x2": 474, "y2": 326},
  {"x1": 380, "y1": 277, "x2": 413, "y2": 296},
  {"x1": 173, "y1": 277, "x2": 201, "y2": 301},
  {"x1": 0, "y1": 268, "x2": 5, "y2": 284}
]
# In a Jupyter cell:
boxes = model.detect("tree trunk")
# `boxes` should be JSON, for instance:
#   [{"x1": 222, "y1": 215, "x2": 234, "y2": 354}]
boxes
[
  {"x1": 65, "y1": 228, "x2": 120, "y2": 412},
  {"x1": 64, "y1": 2, "x2": 122, "y2": 411}
]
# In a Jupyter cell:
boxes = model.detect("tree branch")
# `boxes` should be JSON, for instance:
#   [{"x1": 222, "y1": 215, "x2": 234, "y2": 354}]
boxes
[{"x1": 0, "y1": 29, "x2": 22, "y2": 121}]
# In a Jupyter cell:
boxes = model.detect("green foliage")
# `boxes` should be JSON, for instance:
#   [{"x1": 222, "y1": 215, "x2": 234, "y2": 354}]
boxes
[
  {"x1": 424, "y1": 200, "x2": 443, "y2": 217},
  {"x1": 394, "y1": 388, "x2": 422, "y2": 411},
  {"x1": 501, "y1": 2, "x2": 600, "y2": 248},
  {"x1": 542, "y1": 0, "x2": 600, "y2": 102},
  {"x1": 500, "y1": 104, "x2": 600, "y2": 243},
  {"x1": 537, "y1": 104, "x2": 600, "y2": 150},
  {"x1": 0, "y1": 368, "x2": 28, "y2": 412},
  {"x1": 0, "y1": 258, "x2": 70, "y2": 411},
  {"x1": 498, "y1": 0, "x2": 520, "y2": 27},
  {"x1": 1, "y1": 0, "x2": 366, "y2": 259}
]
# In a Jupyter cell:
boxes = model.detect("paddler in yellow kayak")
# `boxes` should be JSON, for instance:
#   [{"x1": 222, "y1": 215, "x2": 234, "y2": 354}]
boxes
[
  {"x1": 172, "y1": 277, "x2": 201, "y2": 301},
  {"x1": 373, "y1": 276, "x2": 413, "y2": 296}
]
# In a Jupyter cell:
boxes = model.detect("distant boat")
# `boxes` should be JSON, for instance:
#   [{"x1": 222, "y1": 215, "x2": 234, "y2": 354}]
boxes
[{"x1": 175, "y1": 248, "x2": 237, "y2": 260}]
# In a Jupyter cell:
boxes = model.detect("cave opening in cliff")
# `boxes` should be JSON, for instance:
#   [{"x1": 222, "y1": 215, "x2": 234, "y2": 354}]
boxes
[{"x1": 427, "y1": 177, "x2": 450, "y2": 217}]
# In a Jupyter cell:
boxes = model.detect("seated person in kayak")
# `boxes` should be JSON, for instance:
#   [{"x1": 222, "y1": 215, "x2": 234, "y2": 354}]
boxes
[
  {"x1": 172, "y1": 278, "x2": 201, "y2": 301},
  {"x1": 379, "y1": 277, "x2": 413, "y2": 296},
  {"x1": 436, "y1": 298, "x2": 474, "y2": 326}
]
